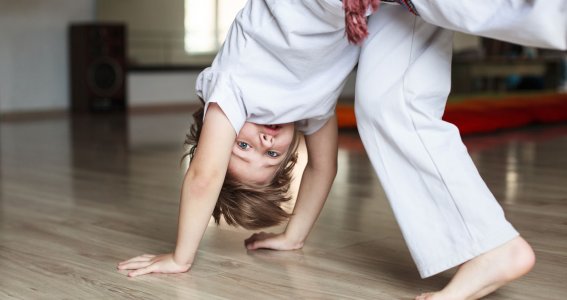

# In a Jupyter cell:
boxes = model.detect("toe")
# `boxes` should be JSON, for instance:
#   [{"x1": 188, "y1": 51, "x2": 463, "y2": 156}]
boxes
[{"x1": 415, "y1": 292, "x2": 435, "y2": 300}]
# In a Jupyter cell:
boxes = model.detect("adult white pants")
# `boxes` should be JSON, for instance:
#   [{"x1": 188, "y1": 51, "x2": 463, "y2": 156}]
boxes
[
  {"x1": 354, "y1": 1, "x2": 565, "y2": 278},
  {"x1": 356, "y1": 0, "x2": 566, "y2": 278}
]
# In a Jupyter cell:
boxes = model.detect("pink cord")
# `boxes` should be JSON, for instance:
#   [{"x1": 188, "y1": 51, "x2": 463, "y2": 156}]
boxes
[{"x1": 343, "y1": 0, "x2": 380, "y2": 44}]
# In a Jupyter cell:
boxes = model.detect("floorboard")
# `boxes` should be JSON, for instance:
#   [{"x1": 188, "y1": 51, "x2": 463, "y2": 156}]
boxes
[{"x1": 1, "y1": 113, "x2": 566, "y2": 299}]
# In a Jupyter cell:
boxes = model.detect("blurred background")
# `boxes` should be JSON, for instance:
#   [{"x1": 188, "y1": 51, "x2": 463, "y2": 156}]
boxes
[{"x1": 0, "y1": 0, "x2": 565, "y2": 123}]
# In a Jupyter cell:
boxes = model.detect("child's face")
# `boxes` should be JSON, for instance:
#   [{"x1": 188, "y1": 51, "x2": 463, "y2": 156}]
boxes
[{"x1": 228, "y1": 122, "x2": 295, "y2": 185}]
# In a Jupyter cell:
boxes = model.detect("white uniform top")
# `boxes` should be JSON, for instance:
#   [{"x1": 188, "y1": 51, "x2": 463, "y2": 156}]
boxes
[{"x1": 195, "y1": 0, "x2": 360, "y2": 135}]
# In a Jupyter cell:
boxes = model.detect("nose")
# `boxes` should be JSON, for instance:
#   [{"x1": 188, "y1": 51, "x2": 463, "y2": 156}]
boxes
[{"x1": 260, "y1": 133, "x2": 274, "y2": 147}]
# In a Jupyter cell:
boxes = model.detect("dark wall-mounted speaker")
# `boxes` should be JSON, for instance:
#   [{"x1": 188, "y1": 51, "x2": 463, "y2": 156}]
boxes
[{"x1": 69, "y1": 23, "x2": 127, "y2": 112}]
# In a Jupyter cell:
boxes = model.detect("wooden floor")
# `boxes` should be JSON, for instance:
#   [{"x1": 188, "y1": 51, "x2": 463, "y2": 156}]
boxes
[{"x1": 1, "y1": 113, "x2": 566, "y2": 299}]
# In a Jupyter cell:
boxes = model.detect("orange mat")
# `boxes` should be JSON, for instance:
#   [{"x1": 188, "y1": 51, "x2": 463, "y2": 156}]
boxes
[{"x1": 336, "y1": 93, "x2": 567, "y2": 135}]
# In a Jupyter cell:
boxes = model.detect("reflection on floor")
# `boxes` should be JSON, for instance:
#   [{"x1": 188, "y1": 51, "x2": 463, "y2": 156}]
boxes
[{"x1": 1, "y1": 113, "x2": 566, "y2": 299}]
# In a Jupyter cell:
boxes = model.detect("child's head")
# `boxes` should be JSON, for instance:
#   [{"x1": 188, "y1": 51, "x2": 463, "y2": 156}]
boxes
[
  {"x1": 185, "y1": 107, "x2": 300, "y2": 230},
  {"x1": 228, "y1": 122, "x2": 296, "y2": 185}
]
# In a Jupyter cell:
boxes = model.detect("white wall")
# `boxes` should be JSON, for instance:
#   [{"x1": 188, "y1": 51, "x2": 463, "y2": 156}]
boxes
[
  {"x1": 97, "y1": 0, "x2": 183, "y2": 32},
  {"x1": 97, "y1": 0, "x2": 190, "y2": 65},
  {"x1": 0, "y1": 0, "x2": 95, "y2": 113},
  {"x1": 129, "y1": 72, "x2": 201, "y2": 106}
]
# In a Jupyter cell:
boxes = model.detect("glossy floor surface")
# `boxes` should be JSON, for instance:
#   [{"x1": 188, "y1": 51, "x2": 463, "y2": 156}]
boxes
[{"x1": 1, "y1": 113, "x2": 566, "y2": 299}]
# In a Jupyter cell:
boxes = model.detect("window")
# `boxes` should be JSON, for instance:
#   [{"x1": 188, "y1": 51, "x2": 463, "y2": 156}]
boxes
[{"x1": 185, "y1": 0, "x2": 247, "y2": 54}]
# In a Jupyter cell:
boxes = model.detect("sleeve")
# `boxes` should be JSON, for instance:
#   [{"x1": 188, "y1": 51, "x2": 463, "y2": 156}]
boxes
[
  {"x1": 295, "y1": 110, "x2": 335, "y2": 136},
  {"x1": 196, "y1": 68, "x2": 247, "y2": 134}
]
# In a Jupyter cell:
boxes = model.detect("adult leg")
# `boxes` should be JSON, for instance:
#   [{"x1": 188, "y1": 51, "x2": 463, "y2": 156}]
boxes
[
  {"x1": 407, "y1": 0, "x2": 567, "y2": 50},
  {"x1": 355, "y1": 4, "x2": 534, "y2": 299}
]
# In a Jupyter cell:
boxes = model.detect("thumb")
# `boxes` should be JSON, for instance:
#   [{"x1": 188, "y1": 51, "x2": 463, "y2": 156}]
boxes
[{"x1": 247, "y1": 237, "x2": 276, "y2": 250}]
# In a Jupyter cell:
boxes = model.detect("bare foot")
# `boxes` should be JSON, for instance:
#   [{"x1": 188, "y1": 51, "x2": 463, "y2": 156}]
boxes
[{"x1": 415, "y1": 236, "x2": 535, "y2": 300}]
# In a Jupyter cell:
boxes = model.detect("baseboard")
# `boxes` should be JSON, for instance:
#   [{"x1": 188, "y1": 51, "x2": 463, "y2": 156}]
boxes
[
  {"x1": 0, "y1": 109, "x2": 69, "y2": 122},
  {"x1": 0, "y1": 103, "x2": 205, "y2": 122},
  {"x1": 127, "y1": 102, "x2": 202, "y2": 115}
]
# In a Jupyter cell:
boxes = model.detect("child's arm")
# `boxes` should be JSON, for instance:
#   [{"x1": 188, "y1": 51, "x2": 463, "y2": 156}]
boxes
[
  {"x1": 245, "y1": 116, "x2": 338, "y2": 250},
  {"x1": 118, "y1": 104, "x2": 236, "y2": 277}
]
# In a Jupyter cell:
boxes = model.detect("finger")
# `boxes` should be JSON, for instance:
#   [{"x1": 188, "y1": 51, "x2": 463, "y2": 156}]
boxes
[
  {"x1": 247, "y1": 238, "x2": 275, "y2": 250},
  {"x1": 118, "y1": 260, "x2": 153, "y2": 270},
  {"x1": 244, "y1": 238, "x2": 255, "y2": 248},
  {"x1": 128, "y1": 264, "x2": 157, "y2": 277},
  {"x1": 246, "y1": 241, "x2": 258, "y2": 250},
  {"x1": 119, "y1": 255, "x2": 153, "y2": 265},
  {"x1": 118, "y1": 257, "x2": 153, "y2": 266},
  {"x1": 118, "y1": 258, "x2": 152, "y2": 268},
  {"x1": 415, "y1": 293, "x2": 429, "y2": 300},
  {"x1": 245, "y1": 234, "x2": 267, "y2": 246},
  {"x1": 244, "y1": 233, "x2": 261, "y2": 244}
]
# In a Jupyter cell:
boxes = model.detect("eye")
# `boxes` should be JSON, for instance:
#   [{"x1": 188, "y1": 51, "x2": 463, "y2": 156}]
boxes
[
  {"x1": 237, "y1": 141, "x2": 250, "y2": 150},
  {"x1": 266, "y1": 150, "x2": 280, "y2": 158}
]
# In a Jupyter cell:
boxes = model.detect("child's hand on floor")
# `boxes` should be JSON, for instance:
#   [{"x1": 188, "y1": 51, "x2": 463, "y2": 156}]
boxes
[
  {"x1": 117, "y1": 253, "x2": 191, "y2": 277},
  {"x1": 244, "y1": 232, "x2": 304, "y2": 251}
]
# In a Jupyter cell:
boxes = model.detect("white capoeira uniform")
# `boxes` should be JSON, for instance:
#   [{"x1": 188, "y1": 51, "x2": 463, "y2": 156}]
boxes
[
  {"x1": 196, "y1": 0, "x2": 567, "y2": 279},
  {"x1": 196, "y1": 0, "x2": 359, "y2": 135},
  {"x1": 356, "y1": 1, "x2": 566, "y2": 278}
]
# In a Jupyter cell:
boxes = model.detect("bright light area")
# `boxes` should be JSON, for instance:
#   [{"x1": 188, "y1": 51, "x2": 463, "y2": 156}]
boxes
[
  {"x1": 217, "y1": 0, "x2": 248, "y2": 45},
  {"x1": 185, "y1": 0, "x2": 247, "y2": 54},
  {"x1": 185, "y1": 0, "x2": 215, "y2": 53}
]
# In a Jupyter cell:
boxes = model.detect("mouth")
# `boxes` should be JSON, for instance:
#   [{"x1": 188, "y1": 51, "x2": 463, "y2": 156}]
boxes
[{"x1": 263, "y1": 124, "x2": 281, "y2": 135}]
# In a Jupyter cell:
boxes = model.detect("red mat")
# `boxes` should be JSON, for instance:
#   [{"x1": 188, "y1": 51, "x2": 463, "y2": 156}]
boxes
[{"x1": 336, "y1": 93, "x2": 567, "y2": 135}]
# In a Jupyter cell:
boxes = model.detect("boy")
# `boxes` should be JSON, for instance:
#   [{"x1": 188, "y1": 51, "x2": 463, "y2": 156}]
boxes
[{"x1": 118, "y1": 0, "x2": 358, "y2": 278}]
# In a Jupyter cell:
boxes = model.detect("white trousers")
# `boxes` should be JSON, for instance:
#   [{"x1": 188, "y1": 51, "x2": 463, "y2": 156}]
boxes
[
  {"x1": 411, "y1": 0, "x2": 567, "y2": 50},
  {"x1": 355, "y1": 2, "x2": 565, "y2": 278}
]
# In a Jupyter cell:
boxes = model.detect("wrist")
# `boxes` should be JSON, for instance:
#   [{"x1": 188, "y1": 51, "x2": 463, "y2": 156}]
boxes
[
  {"x1": 283, "y1": 231, "x2": 305, "y2": 249},
  {"x1": 172, "y1": 250, "x2": 194, "y2": 267}
]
